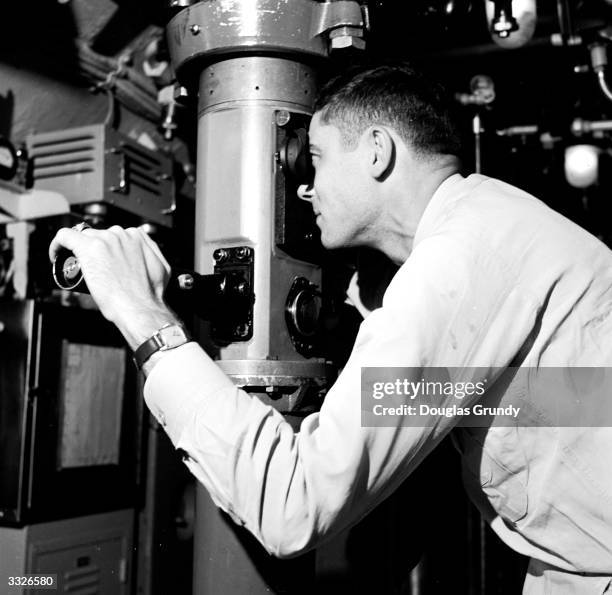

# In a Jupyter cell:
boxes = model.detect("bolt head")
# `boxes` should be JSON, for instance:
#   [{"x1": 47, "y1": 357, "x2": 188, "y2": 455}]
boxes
[
  {"x1": 213, "y1": 248, "x2": 228, "y2": 262},
  {"x1": 329, "y1": 26, "x2": 365, "y2": 51},
  {"x1": 235, "y1": 247, "x2": 250, "y2": 259},
  {"x1": 331, "y1": 35, "x2": 365, "y2": 50}
]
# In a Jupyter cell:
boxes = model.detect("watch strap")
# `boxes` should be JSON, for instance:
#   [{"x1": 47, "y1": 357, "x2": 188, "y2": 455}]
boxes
[{"x1": 133, "y1": 323, "x2": 191, "y2": 370}]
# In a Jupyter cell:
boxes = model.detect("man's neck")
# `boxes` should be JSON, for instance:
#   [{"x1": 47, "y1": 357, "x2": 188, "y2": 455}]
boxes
[{"x1": 375, "y1": 157, "x2": 460, "y2": 265}]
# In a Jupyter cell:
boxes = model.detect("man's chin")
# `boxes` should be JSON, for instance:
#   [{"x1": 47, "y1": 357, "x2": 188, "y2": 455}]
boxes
[
  {"x1": 318, "y1": 223, "x2": 355, "y2": 250},
  {"x1": 319, "y1": 235, "x2": 334, "y2": 250},
  {"x1": 320, "y1": 233, "x2": 346, "y2": 251}
]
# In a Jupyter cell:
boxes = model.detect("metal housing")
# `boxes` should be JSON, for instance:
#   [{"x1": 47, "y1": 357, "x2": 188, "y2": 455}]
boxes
[
  {"x1": 27, "y1": 125, "x2": 175, "y2": 227},
  {"x1": 167, "y1": 0, "x2": 365, "y2": 83}
]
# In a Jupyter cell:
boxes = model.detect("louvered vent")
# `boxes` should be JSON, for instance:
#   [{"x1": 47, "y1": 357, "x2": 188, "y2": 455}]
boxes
[
  {"x1": 62, "y1": 564, "x2": 101, "y2": 594},
  {"x1": 31, "y1": 133, "x2": 97, "y2": 181},
  {"x1": 121, "y1": 142, "x2": 163, "y2": 197},
  {"x1": 27, "y1": 125, "x2": 173, "y2": 226}
]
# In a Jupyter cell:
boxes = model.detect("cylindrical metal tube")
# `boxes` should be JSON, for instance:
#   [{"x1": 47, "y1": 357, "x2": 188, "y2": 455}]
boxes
[
  {"x1": 193, "y1": 55, "x2": 322, "y2": 595},
  {"x1": 194, "y1": 56, "x2": 321, "y2": 363},
  {"x1": 166, "y1": 0, "x2": 366, "y2": 588}
]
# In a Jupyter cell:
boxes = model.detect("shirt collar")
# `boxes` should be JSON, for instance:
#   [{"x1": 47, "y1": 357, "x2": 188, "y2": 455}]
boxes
[{"x1": 413, "y1": 173, "x2": 477, "y2": 247}]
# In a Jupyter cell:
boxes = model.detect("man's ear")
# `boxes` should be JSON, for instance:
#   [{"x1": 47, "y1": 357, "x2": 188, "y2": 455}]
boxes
[{"x1": 367, "y1": 126, "x2": 395, "y2": 181}]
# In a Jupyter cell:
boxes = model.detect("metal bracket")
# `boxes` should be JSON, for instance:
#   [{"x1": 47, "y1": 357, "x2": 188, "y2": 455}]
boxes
[{"x1": 212, "y1": 246, "x2": 254, "y2": 344}]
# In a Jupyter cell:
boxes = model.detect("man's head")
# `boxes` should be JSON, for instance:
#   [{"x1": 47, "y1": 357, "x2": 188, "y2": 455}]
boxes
[
  {"x1": 313, "y1": 63, "x2": 461, "y2": 157},
  {"x1": 298, "y1": 63, "x2": 461, "y2": 253}
]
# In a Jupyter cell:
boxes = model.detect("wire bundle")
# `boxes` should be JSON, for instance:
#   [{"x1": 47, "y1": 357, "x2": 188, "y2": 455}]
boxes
[{"x1": 75, "y1": 40, "x2": 162, "y2": 123}]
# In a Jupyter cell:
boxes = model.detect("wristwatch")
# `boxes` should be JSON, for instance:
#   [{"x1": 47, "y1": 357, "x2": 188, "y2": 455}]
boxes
[{"x1": 133, "y1": 323, "x2": 192, "y2": 370}]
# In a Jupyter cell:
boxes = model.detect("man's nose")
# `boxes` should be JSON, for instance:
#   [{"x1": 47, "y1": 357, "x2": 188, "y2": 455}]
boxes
[{"x1": 297, "y1": 183, "x2": 315, "y2": 202}]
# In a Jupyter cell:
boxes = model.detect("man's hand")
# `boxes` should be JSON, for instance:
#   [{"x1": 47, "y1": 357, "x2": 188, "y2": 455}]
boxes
[{"x1": 49, "y1": 225, "x2": 180, "y2": 350}]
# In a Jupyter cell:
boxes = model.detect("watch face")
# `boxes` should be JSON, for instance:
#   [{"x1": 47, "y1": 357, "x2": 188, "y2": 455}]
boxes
[{"x1": 159, "y1": 325, "x2": 190, "y2": 349}]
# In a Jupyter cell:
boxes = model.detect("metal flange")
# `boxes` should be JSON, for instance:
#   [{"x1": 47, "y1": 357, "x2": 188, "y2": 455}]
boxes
[{"x1": 167, "y1": 0, "x2": 366, "y2": 85}]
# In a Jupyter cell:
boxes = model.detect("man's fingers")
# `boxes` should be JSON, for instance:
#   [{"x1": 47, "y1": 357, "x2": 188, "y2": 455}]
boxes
[
  {"x1": 48, "y1": 227, "x2": 89, "y2": 262},
  {"x1": 138, "y1": 226, "x2": 171, "y2": 274},
  {"x1": 124, "y1": 226, "x2": 170, "y2": 274},
  {"x1": 49, "y1": 226, "x2": 170, "y2": 285}
]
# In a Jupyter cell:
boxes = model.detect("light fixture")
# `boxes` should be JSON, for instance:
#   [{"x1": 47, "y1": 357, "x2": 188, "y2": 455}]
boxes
[{"x1": 564, "y1": 144, "x2": 601, "y2": 189}]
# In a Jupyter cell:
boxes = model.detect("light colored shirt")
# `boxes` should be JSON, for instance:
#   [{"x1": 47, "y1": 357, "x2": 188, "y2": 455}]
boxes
[{"x1": 145, "y1": 174, "x2": 612, "y2": 592}]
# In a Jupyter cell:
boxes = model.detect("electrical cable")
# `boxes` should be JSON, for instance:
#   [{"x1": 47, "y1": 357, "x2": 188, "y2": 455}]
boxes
[
  {"x1": 74, "y1": 41, "x2": 162, "y2": 123},
  {"x1": 103, "y1": 88, "x2": 116, "y2": 127},
  {"x1": 76, "y1": 41, "x2": 157, "y2": 98}
]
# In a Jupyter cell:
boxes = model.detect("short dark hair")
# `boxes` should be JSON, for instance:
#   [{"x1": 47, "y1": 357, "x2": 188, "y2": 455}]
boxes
[{"x1": 313, "y1": 63, "x2": 461, "y2": 157}]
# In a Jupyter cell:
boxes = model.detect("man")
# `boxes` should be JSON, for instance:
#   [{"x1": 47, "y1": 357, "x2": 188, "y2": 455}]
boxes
[{"x1": 50, "y1": 64, "x2": 612, "y2": 593}]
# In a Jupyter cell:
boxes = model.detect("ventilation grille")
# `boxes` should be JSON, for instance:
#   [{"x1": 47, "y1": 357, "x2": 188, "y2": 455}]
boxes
[
  {"x1": 121, "y1": 142, "x2": 163, "y2": 197},
  {"x1": 27, "y1": 125, "x2": 174, "y2": 226},
  {"x1": 30, "y1": 133, "x2": 97, "y2": 181},
  {"x1": 62, "y1": 564, "x2": 101, "y2": 594}
]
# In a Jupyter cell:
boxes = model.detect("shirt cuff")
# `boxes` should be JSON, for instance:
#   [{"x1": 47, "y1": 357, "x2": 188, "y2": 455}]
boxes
[{"x1": 143, "y1": 341, "x2": 235, "y2": 445}]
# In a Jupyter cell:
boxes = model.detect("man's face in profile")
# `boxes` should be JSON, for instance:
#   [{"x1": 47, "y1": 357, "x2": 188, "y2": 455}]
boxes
[{"x1": 298, "y1": 112, "x2": 374, "y2": 250}]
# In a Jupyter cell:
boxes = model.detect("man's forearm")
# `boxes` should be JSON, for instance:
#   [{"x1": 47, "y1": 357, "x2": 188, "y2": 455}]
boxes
[{"x1": 114, "y1": 304, "x2": 182, "y2": 352}]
